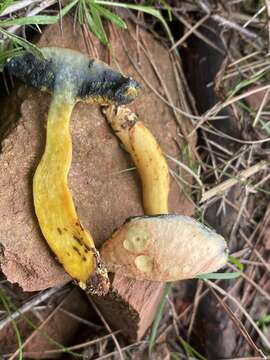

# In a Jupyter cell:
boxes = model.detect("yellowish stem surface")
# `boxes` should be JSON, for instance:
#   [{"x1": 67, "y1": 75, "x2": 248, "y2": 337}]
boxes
[
  {"x1": 33, "y1": 94, "x2": 99, "y2": 286},
  {"x1": 106, "y1": 106, "x2": 170, "y2": 215}
]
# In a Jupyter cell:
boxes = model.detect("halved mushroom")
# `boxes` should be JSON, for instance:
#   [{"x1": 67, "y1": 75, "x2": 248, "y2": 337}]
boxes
[
  {"x1": 101, "y1": 215, "x2": 228, "y2": 282},
  {"x1": 6, "y1": 47, "x2": 140, "y2": 295}
]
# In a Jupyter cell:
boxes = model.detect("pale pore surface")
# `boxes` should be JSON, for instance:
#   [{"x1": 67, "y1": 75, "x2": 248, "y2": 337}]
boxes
[{"x1": 101, "y1": 216, "x2": 227, "y2": 281}]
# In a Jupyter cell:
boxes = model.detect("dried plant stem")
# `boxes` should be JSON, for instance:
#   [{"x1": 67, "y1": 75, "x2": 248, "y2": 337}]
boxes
[
  {"x1": 0, "y1": 0, "x2": 42, "y2": 16},
  {"x1": 16, "y1": 332, "x2": 120, "y2": 357},
  {"x1": 88, "y1": 297, "x2": 124, "y2": 360},
  {"x1": 205, "y1": 280, "x2": 270, "y2": 353},
  {"x1": 170, "y1": 14, "x2": 210, "y2": 51},
  {"x1": 264, "y1": 0, "x2": 270, "y2": 54},
  {"x1": 0, "y1": 286, "x2": 63, "y2": 331},
  {"x1": 253, "y1": 87, "x2": 270, "y2": 126},
  {"x1": 227, "y1": 263, "x2": 270, "y2": 302},
  {"x1": 200, "y1": 161, "x2": 268, "y2": 203}
]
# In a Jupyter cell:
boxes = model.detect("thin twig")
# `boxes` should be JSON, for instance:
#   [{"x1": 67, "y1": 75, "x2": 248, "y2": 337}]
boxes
[
  {"x1": 205, "y1": 280, "x2": 270, "y2": 352},
  {"x1": 0, "y1": 0, "x2": 42, "y2": 16},
  {"x1": 199, "y1": 0, "x2": 263, "y2": 45},
  {"x1": 200, "y1": 161, "x2": 268, "y2": 203},
  {"x1": 170, "y1": 14, "x2": 210, "y2": 51},
  {"x1": 88, "y1": 297, "x2": 124, "y2": 360},
  {"x1": 253, "y1": 87, "x2": 270, "y2": 126},
  {"x1": 0, "y1": 286, "x2": 64, "y2": 331},
  {"x1": 264, "y1": 0, "x2": 270, "y2": 54}
]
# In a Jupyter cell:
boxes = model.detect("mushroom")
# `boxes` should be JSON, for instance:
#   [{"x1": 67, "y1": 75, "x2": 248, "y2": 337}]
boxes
[
  {"x1": 101, "y1": 215, "x2": 228, "y2": 282},
  {"x1": 102, "y1": 105, "x2": 228, "y2": 282},
  {"x1": 6, "y1": 47, "x2": 140, "y2": 295},
  {"x1": 104, "y1": 105, "x2": 170, "y2": 215}
]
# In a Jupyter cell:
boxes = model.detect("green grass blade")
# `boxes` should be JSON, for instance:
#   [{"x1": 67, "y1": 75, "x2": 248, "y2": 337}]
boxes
[
  {"x1": 0, "y1": 46, "x2": 23, "y2": 71},
  {"x1": 228, "y1": 255, "x2": 244, "y2": 272},
  {"x1": 179, "y1": 337, "x2": 207, "y2": 360},
  {"x1": 148, "y1": 283, "x2": 172, "y2": 354},
  {"x1": 95, "y1": 1, "x2": 173, "y2": 43},
  {"x1": 196, "y1": 271, "x2": 241, "y2": 280},
  {"x1": 0, "y1": 290, "x2": 23, "y2": 360},
  {"x1": 84, "y1": 3, "x2": 107, "y2": 45},
  {"x1": 159, "y1": 0, "x2": 172, "y2": 21},
  {"x1": 0, "y1": 288, "x2": 84, "y2": 358},
  {"x1": 0, "y1": 28, "x2": 43, "y2": 59},
  {"x1": 0, "y1": 0, "x2": 78, "y2": 26},
  {"x1": 0, "y1": 0, "x2": 14, "y2": 14},
  {"x1": 257, "y1": 314, "x2": 270, "y2": 328},
  {"x1": 228, "y1": 69, "x2": 267, "y2": 99},
  {"x1": 88, "y1": 2, "x2": 126, "y2": 29},
  {"x1": 87, "y1": 3, "x2": 108, "y2": 45}
]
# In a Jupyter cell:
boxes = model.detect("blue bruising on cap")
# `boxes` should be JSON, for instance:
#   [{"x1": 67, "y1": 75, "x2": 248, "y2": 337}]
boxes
[{"x1": 6, "y1": 47, "x2": 140, "y2": 106}]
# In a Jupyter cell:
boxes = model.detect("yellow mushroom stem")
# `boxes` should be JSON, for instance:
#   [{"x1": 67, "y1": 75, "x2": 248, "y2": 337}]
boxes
[
  {"x1": 104, "y1": 106, "x2": 170, "y2": 215},
  {"x1": 33, "y1": 93, "x2": 109, "y2": 295}
]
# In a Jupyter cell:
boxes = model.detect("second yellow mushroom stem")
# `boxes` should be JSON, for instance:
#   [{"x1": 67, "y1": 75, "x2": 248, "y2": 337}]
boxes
[{"x1": 104, "y1": 106, "x2": 170, "y2": 215}]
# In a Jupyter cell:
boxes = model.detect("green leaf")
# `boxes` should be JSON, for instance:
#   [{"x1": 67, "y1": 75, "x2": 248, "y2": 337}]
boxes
[
  {"x1": 257, "y1": 314, "x2": 270, "y2": 328},
  {"x1": 87, "y1": 3, "x2": 108, "y2": 45},
  {"x1": 0, "y1": 28, "x2": 42, "y2": 57},
  {"x1": 159, "y1": 0, "x2": 172, "y2": 21},
  {"x1": 95, "y1": 1, "x2": 173, "y2": 43},
  {"x1": 148, "y1": 283, "x2": 172, "y2": 354},
  {"x1": 0, "y1": 0, "x2": 78, "y2": 26},
  {"x1": 196, "y1": 272, "x2": 242, "y2": 280},
  {"x1": 228, "y1": 255, "x2": 244, "y2": 272},
  {"x1": 228, "y1": 69, "x2": 267, "y2": 99},
  {"x1": 0, "y1": 0, "x2": 14, "y2": 14},
  {"x1": 0, "y1": 15, "x2": 61, "y2": 26},
  {"x1": 179, "y1": 337, "x2": 207, "y2": 360},
  {"x1": 77, "y1": 0, "x2": 84, "y2": 24},
  {"x1": 90, "y1": 3, "x2": 126, "y2": 29}
]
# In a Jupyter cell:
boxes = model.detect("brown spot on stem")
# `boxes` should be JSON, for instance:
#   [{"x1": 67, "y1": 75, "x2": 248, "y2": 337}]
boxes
[
  {"x1": 73, "y1": 234, "x2": 83, "y2": 246},
  {"x1": 72, "y1": 246, "x2": 81, "y2": 256},
  {"x1": 84, "y1": 243, "x2": 91, "y2": 251},
  {"x1": 75, "y1": 220, "x2": 84, "y2": 231},
  {"x1": 82, "y1": 256, "x2": 87, "y2": 261},
  {"x1": 57, "y1": 227, "x2": 62, "y2": 235}
]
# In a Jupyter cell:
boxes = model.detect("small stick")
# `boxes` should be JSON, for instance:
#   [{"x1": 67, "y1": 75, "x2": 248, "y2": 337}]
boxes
[
  {"x1": 253, "y1": 87, "x2": 270, "y2": 126},
  {"x1": 0, "y1": 286, "x2": 64, "y2": 331},
  {"x1": 264, "y1": 0, "x2": 270, "y2": 54},
  {"x1": 206, "y1": 280, "x2": 270, "y2": 353},
  {"x1": 200, "y1": 161, "x2": 268, "y2": 203},
  {"x1": 88, "y1": 297, "x2": 124, "y2": 360}
]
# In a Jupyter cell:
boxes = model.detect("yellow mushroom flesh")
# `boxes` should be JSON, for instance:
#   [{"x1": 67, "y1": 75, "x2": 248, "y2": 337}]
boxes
[
  {"x1": 33, "y1": 93, "x2": 100, "y2": 290},
  {"x1": 7, "y1": 48, "x2": 140, "y2": 295},
  {"x1": 104, "y1": 106, "x2": 170, "y2": 215}
]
